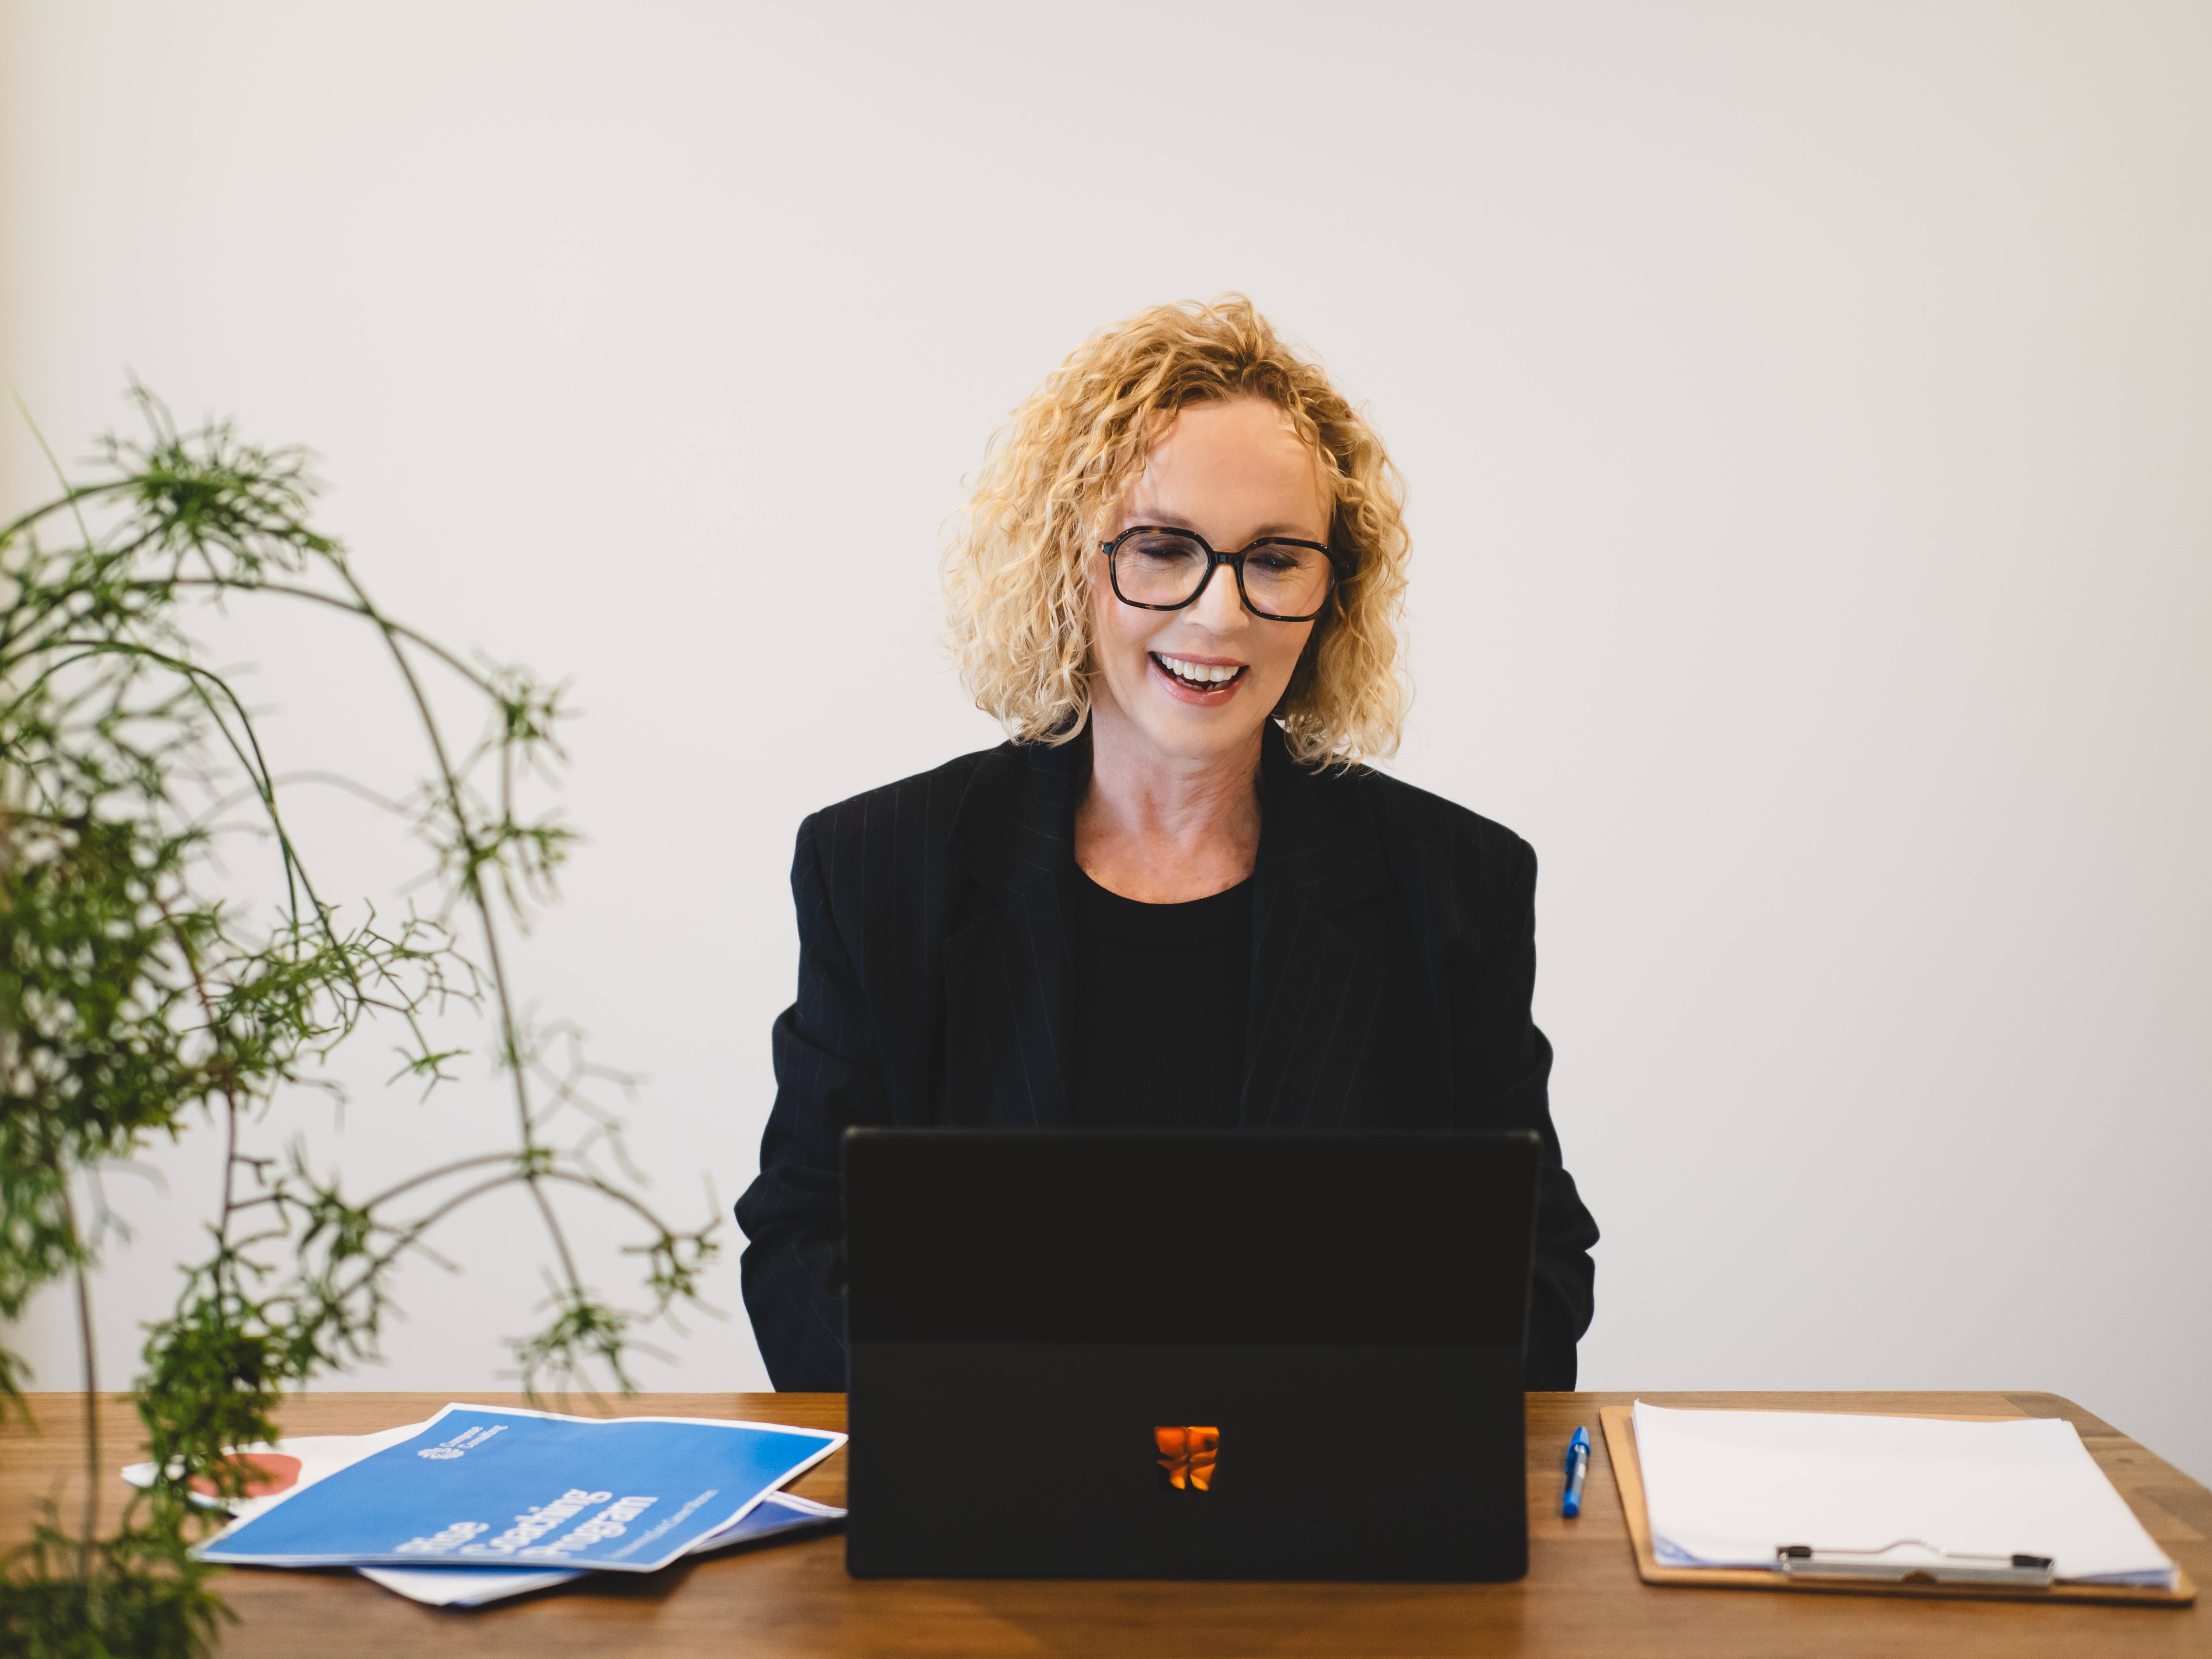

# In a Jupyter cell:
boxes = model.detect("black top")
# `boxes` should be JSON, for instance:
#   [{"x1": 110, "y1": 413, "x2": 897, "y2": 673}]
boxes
[
  {"x1": 1069, "y1": 868, "x2": 1252, "y2": 1130},
  {"x1": 733, "y1": 720, "x2": 1601, "y2": 1391}
]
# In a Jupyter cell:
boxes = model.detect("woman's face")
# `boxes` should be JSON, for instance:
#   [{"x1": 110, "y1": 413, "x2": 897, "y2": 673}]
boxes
[{"x1": 1088, "y1": 398, "x2": 1329, "y2": 770}]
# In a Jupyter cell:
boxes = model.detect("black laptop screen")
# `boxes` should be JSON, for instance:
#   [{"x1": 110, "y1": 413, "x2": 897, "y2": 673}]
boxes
[{"x1": 843, "y1": 1129, "x2": 1540, "y2": 1347}]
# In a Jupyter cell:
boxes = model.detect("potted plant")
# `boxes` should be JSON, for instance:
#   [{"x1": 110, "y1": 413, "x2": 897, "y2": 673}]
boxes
[{"x1": 0, "y1": 391, "x2": 719, "y2": 1656}]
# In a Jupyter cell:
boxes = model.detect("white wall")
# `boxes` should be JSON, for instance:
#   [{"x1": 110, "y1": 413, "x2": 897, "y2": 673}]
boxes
[{"x1": 5, "y1": 3, "x2": 2208, "y2": 1479}]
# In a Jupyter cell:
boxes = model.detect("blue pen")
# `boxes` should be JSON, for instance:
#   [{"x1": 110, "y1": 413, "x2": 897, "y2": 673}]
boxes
[{"x1": 1561, "y1": 1425, "x2": 1590, "y2": 1518}]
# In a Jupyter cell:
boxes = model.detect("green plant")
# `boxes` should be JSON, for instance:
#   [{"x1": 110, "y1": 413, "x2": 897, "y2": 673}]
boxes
[{"x1": 0, "y1": 390, "x2": 720, "y2": 1656}]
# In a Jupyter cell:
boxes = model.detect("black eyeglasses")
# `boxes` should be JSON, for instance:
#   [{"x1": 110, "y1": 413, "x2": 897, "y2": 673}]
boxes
[{"x1": 1100, "y1": 526, "x2": 1348, "y2": 623}]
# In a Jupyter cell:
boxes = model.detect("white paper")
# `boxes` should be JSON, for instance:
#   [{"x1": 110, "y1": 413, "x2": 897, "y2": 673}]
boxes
[{"x1": 1631, "y1": 1401, "x2": 2176, "y2": 1588}]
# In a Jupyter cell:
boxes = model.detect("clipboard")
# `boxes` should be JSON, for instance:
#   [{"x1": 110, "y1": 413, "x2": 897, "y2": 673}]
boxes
[{"x1": 1598, "y1": 1405, "x2": 2197, "y2": 1608}]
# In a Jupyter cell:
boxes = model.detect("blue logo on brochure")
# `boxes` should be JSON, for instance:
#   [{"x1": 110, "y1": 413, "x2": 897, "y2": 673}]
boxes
[{"x1": 416, "y1": 1422, "x2": 507, "y2": 1461}]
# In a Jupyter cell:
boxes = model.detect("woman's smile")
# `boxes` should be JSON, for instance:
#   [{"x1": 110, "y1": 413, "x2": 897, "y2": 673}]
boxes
[{"x1": 1150, "y1": 651, "x2": 1249, "y2": 701}]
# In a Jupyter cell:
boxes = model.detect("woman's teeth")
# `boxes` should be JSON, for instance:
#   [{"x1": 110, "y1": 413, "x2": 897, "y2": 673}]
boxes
[{"x1": 1155, "y1": 654, "x2": 1245, "y2": 690}]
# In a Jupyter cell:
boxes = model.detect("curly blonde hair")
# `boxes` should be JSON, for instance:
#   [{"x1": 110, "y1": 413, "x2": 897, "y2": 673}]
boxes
[{"x1": 943, "y1": 295, "x2": 1411, "y2": 767}]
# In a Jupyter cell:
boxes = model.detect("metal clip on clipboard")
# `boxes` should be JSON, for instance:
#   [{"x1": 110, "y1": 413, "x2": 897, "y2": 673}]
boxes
[{"x1": 1776, "y1": 1542, "x2": 2057, "y2": 1586}]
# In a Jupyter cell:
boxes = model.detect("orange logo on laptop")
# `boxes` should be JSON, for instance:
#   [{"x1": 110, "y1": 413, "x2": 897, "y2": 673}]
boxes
[{"x1": 1155, "y1": 1426, "x2": 1220, "y2": 1492}]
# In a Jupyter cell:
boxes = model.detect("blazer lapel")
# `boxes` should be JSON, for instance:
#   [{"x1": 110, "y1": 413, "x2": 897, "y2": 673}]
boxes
[
  {"x1": 942, "y1": 734, "x2": 1086, "y2": 1128},
  {"x1": 1240, "y1": 730, "x2": 1392, "y2": 1128}
]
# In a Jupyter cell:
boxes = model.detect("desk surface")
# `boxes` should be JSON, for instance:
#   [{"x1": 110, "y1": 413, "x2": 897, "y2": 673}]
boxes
[{"x1": 5, "y1": 1389, "x2": 2207, "y2": 1657}]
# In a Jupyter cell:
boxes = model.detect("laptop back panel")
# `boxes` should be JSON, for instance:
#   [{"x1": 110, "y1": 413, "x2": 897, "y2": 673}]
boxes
[{"x1": 843, "y1": 1130, "x2": 1541, "y2": 1581}]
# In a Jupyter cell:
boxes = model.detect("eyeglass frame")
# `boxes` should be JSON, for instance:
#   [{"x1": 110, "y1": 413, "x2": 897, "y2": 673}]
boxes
[{"x1": 1098, "y1": 524, "x2": 1352, "y2": 623}]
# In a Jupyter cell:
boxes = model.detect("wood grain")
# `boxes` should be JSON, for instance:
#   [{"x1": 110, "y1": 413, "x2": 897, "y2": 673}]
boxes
[{"x1": 6, "y1": 1389, "x2": 2209, "y2": 1657}]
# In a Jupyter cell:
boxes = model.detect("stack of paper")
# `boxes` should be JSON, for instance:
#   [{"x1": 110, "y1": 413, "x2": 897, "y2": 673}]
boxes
[
  {"x1": 126, "y1": 1402, "x2": 846, "y2": 1607},
  {"x1": 1631, "y1": 1401, "x2": 2177, "y2": 1589}
]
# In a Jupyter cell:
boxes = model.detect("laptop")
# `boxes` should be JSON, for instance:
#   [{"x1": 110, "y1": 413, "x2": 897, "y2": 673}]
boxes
[{"x1": 842, "y1": 1128, "x2": 1542, "y2": 1581}]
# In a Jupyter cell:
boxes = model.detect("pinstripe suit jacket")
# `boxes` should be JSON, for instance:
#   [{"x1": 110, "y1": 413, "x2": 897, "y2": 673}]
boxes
[{"x1": 734, "y1": 722, "x2": 1600, "y2": 1390}]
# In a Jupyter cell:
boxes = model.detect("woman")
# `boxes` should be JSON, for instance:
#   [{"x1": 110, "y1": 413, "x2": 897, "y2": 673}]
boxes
[{"x1": 736, "y1": 297, "x2": 1598, "y2": 1389}]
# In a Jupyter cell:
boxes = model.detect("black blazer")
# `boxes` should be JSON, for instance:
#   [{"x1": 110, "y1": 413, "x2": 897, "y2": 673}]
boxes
[{"x1": 735, "y1": 722, "x2": 1600, "y2": 1389}]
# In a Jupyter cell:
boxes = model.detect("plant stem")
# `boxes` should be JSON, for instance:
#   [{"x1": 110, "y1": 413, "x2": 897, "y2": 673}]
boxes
[
  {"x1": 334, "y1": 564, "x2": 589, "y2": 1303},
  {"x1": 57, "y1": 1178, "x2": 99, "y2": 1573},
  {"x1": 148, "y1": 577, "x2": 498, "y2": 693},
  {"x1": 357, "y1": 1151, "x2": 524, "y2": 1212},
  {"x1": 0, "y1": 477, "x2": 134, "y2": 545}
]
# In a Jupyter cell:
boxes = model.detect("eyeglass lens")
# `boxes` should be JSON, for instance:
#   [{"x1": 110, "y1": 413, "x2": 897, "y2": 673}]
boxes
[{"x1": 1114, "y1": 530, "x2": 1332, "y2": 617}]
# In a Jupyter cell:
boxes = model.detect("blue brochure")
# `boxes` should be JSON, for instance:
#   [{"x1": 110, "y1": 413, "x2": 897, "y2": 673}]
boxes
[
  {"x1": 356, "y1": 1489, "x2": 845, "y2": 1607},
  {"x1": 197, "y1": 1403, "x2": 845, "y2": 1573}
]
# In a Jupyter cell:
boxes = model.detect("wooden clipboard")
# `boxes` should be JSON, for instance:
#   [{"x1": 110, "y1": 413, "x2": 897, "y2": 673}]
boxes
[{"x1": 1598, "y1": 1405, "x2": 2197, "y2": 1608}]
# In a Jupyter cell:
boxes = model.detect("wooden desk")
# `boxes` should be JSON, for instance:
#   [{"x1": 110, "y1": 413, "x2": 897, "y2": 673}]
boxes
[{"x1": 5, "y1": 1390, "x2": 2207, "y2": 1656}]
